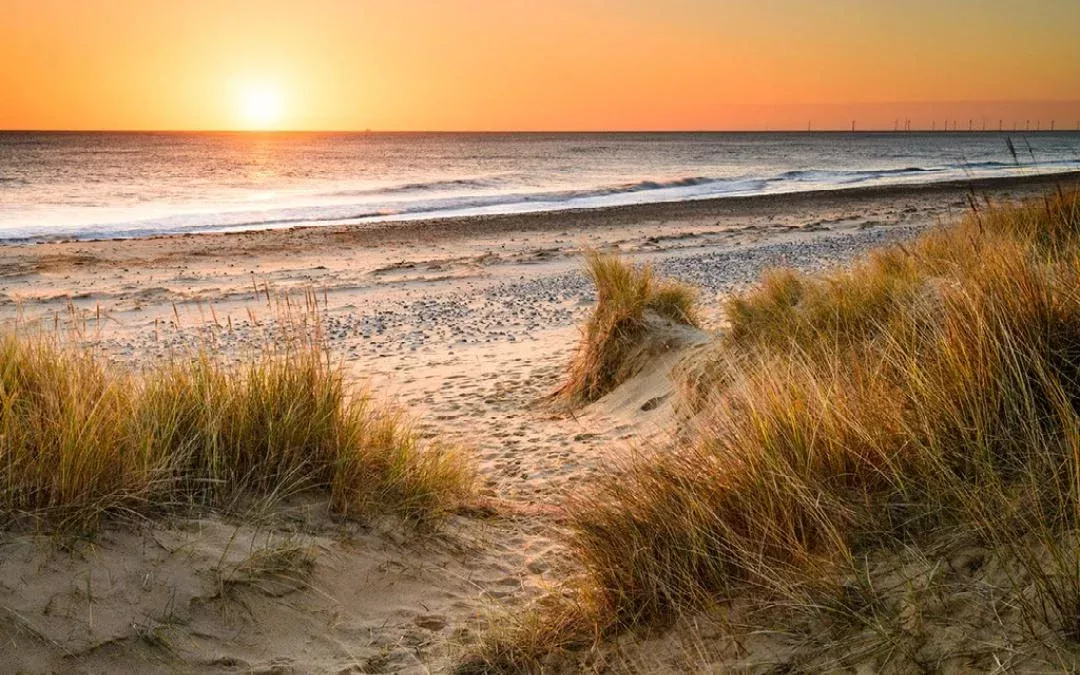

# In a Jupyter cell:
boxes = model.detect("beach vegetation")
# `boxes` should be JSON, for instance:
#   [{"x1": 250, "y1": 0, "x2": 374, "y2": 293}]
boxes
[
  {"x1": 468, "y1": 189, "x2": 1080, "y2": 670},
  {"x1": 0, "y1": 328, "x2": 473, "y2": 532},
  {"x1": 555, "y1": 251, "x2": 700, "y2": 404}
]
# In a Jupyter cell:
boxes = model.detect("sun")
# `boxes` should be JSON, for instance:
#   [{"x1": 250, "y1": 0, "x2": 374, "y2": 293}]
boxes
[{"x1": 236, "y1": 82, "x2": 285, "y2": 130}]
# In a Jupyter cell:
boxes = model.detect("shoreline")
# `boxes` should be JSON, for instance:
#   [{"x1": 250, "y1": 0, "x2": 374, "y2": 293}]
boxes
[
  {"x1": 334, "y1": 168, "x2": 1080, "y2": 241},
  {"x1": 6, "y1": 169, "x2": 1079, "y2": 250}
]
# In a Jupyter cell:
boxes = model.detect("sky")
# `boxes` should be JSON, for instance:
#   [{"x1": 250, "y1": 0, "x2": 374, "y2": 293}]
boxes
[{"x1": 2, "y1": 0, "x2": 1079, "y2": 131}]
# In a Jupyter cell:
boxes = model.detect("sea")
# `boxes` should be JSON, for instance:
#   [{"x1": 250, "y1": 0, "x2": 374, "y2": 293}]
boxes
[{"x1": 1, "y1": 131, "x2": 1078, "y2": 242}]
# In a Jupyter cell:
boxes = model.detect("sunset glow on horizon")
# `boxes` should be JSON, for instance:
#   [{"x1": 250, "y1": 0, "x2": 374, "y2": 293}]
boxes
[{"x1": 2, "y1": 0, "x2": 1079, "y2": 132}]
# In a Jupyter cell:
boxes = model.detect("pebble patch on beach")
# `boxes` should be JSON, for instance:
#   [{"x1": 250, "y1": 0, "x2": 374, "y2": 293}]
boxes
[{"x1": 89, "y1": 224, "x2": 923, "y2": 364}]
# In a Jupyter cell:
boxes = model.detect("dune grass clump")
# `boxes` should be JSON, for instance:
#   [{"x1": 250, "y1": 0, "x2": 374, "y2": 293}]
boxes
[
  {"x1": 583, "y1": 190, "x2": 1080, "y2": 618},
  {"x1": 0, "y1": 334, "x2": 472, "y2": 531},
  {"x1": 0, "y1": 335, "x2": 148, "y2": 527},
  {"x1": 555, "y1": 251, "x2": 699, "y2": 404},
  {"x1": 468, "y1": 189, "x2": 1080, "y2": 670}
]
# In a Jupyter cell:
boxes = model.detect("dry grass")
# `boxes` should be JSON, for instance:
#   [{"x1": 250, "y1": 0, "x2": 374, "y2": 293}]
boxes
[
  {"x1": 555, "y1": 251, "x2": 699, "y2": 404},
  {"x1": 216, "y1": 537, "x2": 318, "y2": 599},
  {"x1": 0, "y1": 329, "x2": 473, "y2": 532},
  {"x1": 468, "y1": 189, "x2": 1080, "y2": 671},
  {"x1": 456, "y1": 588, "x2": 608, "y2": 674}
]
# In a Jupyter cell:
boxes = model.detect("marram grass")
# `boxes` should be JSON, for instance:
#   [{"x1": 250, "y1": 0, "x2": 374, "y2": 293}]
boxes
[
  {"x1": 466, "y1": 189, "x2": 1080, "y2": 671},
  {"x1": 0, "y1": 334, "x2": 472, "y2": 531},
  {"x1": 554, "y1": 251, "x2": 699, "y2": 404},
  {"x1": 595, "y1": 189, "x2": 1080, "y2": 619}
]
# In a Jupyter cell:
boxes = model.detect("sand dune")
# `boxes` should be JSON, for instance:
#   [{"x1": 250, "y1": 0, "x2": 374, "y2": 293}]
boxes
[{"x1": 0, "y1": 174, "x2": 1076, "y2": 672}]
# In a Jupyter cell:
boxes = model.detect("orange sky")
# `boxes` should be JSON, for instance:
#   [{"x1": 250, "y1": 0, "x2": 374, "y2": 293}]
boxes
[{"x1": 2, "y1": 0, "x2": 1079, "y2": 131}]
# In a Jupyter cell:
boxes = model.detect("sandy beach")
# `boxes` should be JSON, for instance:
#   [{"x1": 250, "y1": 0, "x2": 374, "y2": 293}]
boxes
[{"x1": 1, "y1": 171, "x2": 1078, "y2": 673}]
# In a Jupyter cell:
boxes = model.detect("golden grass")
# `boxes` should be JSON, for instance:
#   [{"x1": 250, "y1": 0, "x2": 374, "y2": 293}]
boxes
[
  {"x1": 216, "y1": 538, "x2": 318, "y2": 599},
  {"x1": 555, "y1": 251, "x2": 699, "y2": 404},
  {"x1": 468, "y1": 189, "x2": 1080, "y2": 670},
  {"x1": 0, "y1": 331, "x2": 473, "y2": 532}
]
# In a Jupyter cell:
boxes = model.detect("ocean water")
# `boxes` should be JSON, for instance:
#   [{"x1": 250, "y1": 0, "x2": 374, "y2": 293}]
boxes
[{"x1": 1, "y1": 131, "x2": 1078, "y2": 242}]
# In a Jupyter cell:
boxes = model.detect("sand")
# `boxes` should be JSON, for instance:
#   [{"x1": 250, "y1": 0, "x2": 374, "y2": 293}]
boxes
[{"x1": 0, "y1": 172, "x2": 1077, "y2": 673}]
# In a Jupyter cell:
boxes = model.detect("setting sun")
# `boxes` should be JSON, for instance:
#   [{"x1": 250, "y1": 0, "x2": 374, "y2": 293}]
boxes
[{"x1": 236, "y1": 82, "x2": 285, "y2": 130}]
